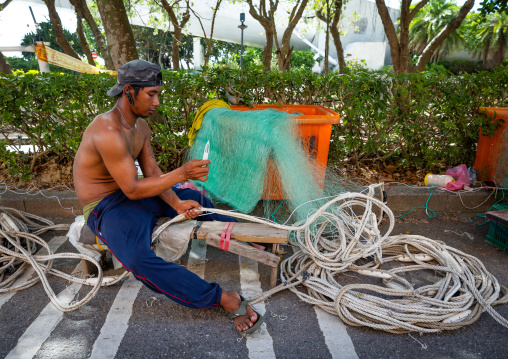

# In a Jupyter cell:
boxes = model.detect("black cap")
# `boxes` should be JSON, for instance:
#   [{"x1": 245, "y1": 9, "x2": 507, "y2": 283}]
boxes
[{"x1": 107, "y1": 60, "x2": 163, "y2": 97}]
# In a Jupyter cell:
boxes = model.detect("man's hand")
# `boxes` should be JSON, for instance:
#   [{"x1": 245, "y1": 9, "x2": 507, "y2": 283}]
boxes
[
  {"x1": 181, "y1": 159, "x2": 211, "y2": 182},
  {"x1": 174, "y1": 199, "x2": 203, "y2": 220}
]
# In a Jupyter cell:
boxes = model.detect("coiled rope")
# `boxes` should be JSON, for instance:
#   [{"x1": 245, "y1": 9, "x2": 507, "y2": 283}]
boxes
[
  {"x1": 0, "y1": 207, "x2": 126, "y2": 312},
  {"x1": 155, "y1": 184, "x2": 508, "y2": 333},
  {"x1": 2, "y1": 183, "x2": 508, "y2": 332}
]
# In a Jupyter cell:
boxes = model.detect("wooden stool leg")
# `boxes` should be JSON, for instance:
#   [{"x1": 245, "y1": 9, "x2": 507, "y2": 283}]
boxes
[
  {"x1": 81, "y1": 258, "x2": 98, "y2": 278},
  {"x1": 270, "y1": 244, "x2": 280, "y2": 288}
]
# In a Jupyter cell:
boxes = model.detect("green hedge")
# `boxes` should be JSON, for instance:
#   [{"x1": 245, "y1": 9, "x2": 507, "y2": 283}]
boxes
[{"x1": 1, "y1": 67, "x2": 507, "y2": 180}]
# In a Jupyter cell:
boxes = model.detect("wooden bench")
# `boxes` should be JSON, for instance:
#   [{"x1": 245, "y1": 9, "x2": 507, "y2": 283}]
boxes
[
  {"x1": 82, "y1": 221, "x2": 289, "y2": 288},
  {"x1": 194, "y1": 221, "x2": 289, "y2": 288},
  {"x1": 485, "y1": 209, "x2": 508, "y2": 227}
]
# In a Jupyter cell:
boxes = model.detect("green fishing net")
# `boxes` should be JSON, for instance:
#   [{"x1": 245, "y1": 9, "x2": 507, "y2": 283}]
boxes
[{"x1": 186, "y1": 107, "x2": 357, "y2": 222}]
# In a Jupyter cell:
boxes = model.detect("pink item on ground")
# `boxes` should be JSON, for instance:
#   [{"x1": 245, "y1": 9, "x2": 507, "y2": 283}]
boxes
[{"x1": 445, "y1": 164, "x2": 470, "y2": 190}]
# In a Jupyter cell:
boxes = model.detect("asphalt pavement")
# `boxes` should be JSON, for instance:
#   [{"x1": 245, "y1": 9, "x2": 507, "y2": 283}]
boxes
[{"x1": 0, "y1": 188, "x2": 507, "y2": 359}]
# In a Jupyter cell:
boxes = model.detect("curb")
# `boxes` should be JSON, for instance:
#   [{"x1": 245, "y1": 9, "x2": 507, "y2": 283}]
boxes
[
  {"x1": 385, "y1": 185, "x2": 498, "y2": 215},
  {"x1": 0, "y1": 186, "x2": 500, "y2": 219},
  {"x1": 0, "y1": 190, "x2": 81, "y2": 218}
]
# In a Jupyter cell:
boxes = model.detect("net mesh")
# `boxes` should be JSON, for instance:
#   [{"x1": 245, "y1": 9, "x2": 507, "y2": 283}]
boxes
[{"x1": 186, "y1": 108, "x2": 360, "y2": 222}]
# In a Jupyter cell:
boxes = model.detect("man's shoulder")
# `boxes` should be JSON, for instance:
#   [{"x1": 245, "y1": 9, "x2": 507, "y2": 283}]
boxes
[
  {"x1": 94, "y1": 109, "x2": 116, "y2": 125},
  {"x1": 83, "y1": 112, "x2": 124, "y2": 147},
  {"x1": 89, "y1": 110, "x2": 122, "y2": 134}
]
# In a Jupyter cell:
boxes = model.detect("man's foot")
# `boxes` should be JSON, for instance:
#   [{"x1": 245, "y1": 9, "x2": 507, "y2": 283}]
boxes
[{"x1": 220, "y1": 291, "x2": 263, "y2": 334}]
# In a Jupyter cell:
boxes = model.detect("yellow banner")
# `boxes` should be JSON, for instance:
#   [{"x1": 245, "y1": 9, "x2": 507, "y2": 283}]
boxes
[{"x1": 34, "y1": 44, "x2": 117, "y2": 75}]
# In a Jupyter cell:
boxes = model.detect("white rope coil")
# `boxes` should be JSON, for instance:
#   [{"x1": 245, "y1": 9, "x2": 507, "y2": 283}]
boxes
[
  {"x1": 2, "y1": 182, "x2": 508, "y2": 331},
  {"x1": 0, "y1": 207, "x2": 126, "y2": 312},
  {"x1": 155, "y1": 183, "x2": 508, "y2": 333}
]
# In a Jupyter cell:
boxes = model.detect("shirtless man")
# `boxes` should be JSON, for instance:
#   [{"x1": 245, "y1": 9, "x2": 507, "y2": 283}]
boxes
[{"x1": 73, "y1": 60, "x2": 263, "y2": 336}]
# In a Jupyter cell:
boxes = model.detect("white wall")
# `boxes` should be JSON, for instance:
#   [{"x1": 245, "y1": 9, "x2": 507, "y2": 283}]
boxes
[
  {"x1": 344, "y1": 42, "x2": 387, "y2": 70},
  {"x1": 312, "y1": 0, "x2": 399, "y2": 70}
]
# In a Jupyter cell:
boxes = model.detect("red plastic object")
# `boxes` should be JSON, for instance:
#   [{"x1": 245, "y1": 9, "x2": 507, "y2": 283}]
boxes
[
  {"x1": 474, "y1": 107, "x2": 508, "y2": 182},
  {"x1": 230, "y1": 104, "x2": 340, "y2": 200}
]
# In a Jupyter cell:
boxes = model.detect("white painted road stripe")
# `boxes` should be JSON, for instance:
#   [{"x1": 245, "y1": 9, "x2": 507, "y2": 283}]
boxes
[
  {"x1": 5, "y1": 263, "x2": 82, "y2": 359},
  {"x1": 187, "y1": 238, "x2": 207, "y2": 279},
  {"x1": 315, "y1": 308, "x2": 359, "y2": 359},
  {"x1": 89, "y1": 274, "x2": 142, "y2": 359},
  {"x1": 0, "y1": 235, "x2": 68, "y2": 309},
  {"x1": 88, "y1": 238, "x2": 206, "y2": 359},
  {"x1": 290, "y1": 246, "x2": 358, "y2": 358},
  {"x1": 239, "y1": 257, "x2": 276, "y2": 359}
]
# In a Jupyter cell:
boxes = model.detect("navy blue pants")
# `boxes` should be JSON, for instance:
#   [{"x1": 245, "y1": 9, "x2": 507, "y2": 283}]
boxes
[{"x1": 86, "y1": 188, "x2": 235, "y2": 309}]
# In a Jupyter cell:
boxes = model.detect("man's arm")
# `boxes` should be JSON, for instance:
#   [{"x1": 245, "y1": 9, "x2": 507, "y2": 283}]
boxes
[
  {"x1": 95, "y1": 124, "x2": 209, "y2": 202},
  {"x1": 136, "y1": 129, "x2": 186, "y2": 207},
  {"x1": 135, "y1": 123, "x2": 208, "y2": 216}
]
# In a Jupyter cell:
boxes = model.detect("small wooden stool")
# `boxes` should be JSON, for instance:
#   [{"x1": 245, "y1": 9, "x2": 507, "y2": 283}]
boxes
[
  {"x1": 192, "y1": 221, "x2": 289, "y2": 288},
  {"x1": 82, "y1": 221, "x2": 289, "y2": 288}
]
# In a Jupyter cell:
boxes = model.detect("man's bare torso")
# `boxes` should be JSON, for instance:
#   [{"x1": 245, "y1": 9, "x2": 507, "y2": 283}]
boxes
[{"x1": 73, "y1": 110, "x2": 146, "y2": 207}]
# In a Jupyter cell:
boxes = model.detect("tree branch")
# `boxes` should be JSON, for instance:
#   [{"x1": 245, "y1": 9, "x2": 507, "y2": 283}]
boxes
[
  {"x1": 43, "y1": 0, "x2": 80, "y2": 59},
  {"x1": 0, "y1": 0, "x2": 14, "y2": 12},
  {"x1": 375, "y1": 0, "x2": 401, "y2": 71},
  {"x1": 409, "y1": 0, "x2": 430, "y2": 21},
  {"x1": 416, "y1": 0, "x2": 475, "y2": 71}
]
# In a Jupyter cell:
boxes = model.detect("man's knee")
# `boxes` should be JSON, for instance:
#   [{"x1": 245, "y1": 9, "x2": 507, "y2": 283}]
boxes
[{"x1": 118, "y1": 248, "x2": 153, "y2": 272}]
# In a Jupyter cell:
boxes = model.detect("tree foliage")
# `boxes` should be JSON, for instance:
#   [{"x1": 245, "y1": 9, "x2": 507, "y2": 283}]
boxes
[
  {"x1": 20, "y1": 21, "x2": 85, "y2": 61},
  {"x1": 466, "y1": 12, "x2": 508, "y2": 68},
  {"x1": 408, "y1": 0, "x2": 465, "y2": 63},
  {"x1": 132, "y1": 25, "x2": 173, "y2": 69},
  {"x1": 479, "y1": 0, "x2": 508, "y2": 15},
  {"x1": 2, "y1": 66, "x2": 507, "y2": 181}
]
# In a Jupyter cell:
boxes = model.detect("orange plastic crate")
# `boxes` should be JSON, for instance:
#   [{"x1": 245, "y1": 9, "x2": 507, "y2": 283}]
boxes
[
  {"x1": 474, "y1": 107, "x2": 508, "y2": 182},
  {"x1": 230, "y1": 104, "x2": 340, "y2": 200}
]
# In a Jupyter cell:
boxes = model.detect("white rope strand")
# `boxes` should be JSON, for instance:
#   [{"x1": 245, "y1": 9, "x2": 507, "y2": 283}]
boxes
[
  {"x1": 153, "y1": 183, "x2": 508, "y2": 333},
  {"x1": 0, "y1": 207, "x2": 127, "y2": 312},
  {"x1": 2, "y1": 183, "x2": 507, "y2": 333}
]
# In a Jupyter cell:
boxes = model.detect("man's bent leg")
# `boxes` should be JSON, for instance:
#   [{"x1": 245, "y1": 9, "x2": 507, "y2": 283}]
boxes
[{"x1": 88, "y1": 197, "x2": 222, "y2": 309}]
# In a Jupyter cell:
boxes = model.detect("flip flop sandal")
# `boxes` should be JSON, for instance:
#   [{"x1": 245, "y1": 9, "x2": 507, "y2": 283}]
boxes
[{"x1": 229, "y1": 295, "x2": 265, "y2": 336}]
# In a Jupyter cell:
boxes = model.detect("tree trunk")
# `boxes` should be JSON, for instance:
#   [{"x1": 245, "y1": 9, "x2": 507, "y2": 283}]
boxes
[
  {"x1": 70, "y1": 0, "x2": 115, "y2": 70},
  {"x1": 247, "y1": 0, "x2": 278, "y2": 71},
  {"x1": 485, "y1": 40, "x2": 505, "y2": 68},
  {"x1": 330, "y1": 0, "x2": 346, "y2": 73},
  {"x1": 96, "y1": 0, "x2": 138, "y2": 69},
  {"x1": 0, "y1": 51, "x2": 11, "y2": 74},
  {"x1": 261, "y1": 28, "x2": 274, "y2": 69},
  {"x1": 43, "y1": 0, "x2": 80, "y2": 59},
  {"x1": 189, "y1": 0, "x2": 223, "y2": 68},
  {"x1": 75, "y1": 9, "x2": 95, "y2": 65},
  {"x1": 171, "y1": 28, "x2": 183, "y2": 71},
  {"x1": 0, "y1": 0, "x2": 13, "y2": 74},
  {"x1": 376, "y1": 0, "x2": 474, "y2": 74},
  {"x1": 160, "y1": 0, "x2": 190, "y2": 71},
  {"x1": 203, "y1": 0, "x2": 223, "y2": 67},
  {"x1": 375, "y1": 0, "x2": 415, "y2": 74},
  {"x1": 316, "y1": 3, "x2": 331, "y2": 74},
  {"x1": 273, "y1": 0, "x2": 309, "y2": 71}
]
